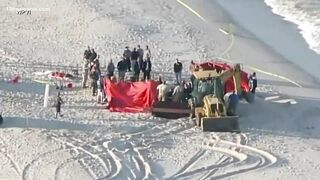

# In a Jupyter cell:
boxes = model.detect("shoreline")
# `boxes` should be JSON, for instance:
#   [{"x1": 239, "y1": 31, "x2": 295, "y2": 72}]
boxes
[
  {"x1": 213, "y1": 0, "x2": 320, "y2": 86},
  {"x1": 181, "y1": 0, "x2": 320, "y2": 89},
  {"x1": 265, "y1": 0, "x2": 320, "y2": 55}
]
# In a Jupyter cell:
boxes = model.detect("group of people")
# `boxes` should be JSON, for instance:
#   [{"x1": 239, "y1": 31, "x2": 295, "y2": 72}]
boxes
[
  {"x1": 82, "y1": 46, "x2": 102, "y2": 96},
  {"x1": 55, "y1": 49, "x2": 258, "y2": 118},
  {"x1": 54, "y1": 46, "x2": 103, "y2": 119},
  {"x1": 155, "y1": 59, "x2": 191, "y2": 103},
  {"x1": 156, "y1": 80, "x2": 193, "y2": 103},
  {"x1": 156, "y1": 60, "x2": 258, "y2": 105},
  {"x1": 105, "y1": 45, "x2": 152, "y2": 82},
  {"x1": 79, "y1": 45, "x2": 155, "y2": 107}
]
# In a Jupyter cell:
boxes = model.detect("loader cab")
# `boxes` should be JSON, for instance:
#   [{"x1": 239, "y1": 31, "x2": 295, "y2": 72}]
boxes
[{"x1": 190, "y1": 70, "x2": 219, "y2": 107}]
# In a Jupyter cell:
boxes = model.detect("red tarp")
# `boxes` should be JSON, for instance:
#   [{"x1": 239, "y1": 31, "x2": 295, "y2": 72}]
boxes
[
  {"x1": 195, "y1": 60, "x2": 250, "y2": 92},
  {"x1": 104, "y1": 79, "x2": 159, "y2": 113}
]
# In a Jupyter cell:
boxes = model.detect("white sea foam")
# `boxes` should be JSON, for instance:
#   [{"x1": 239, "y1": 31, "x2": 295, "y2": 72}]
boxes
[{"x1": 265, "y1": 0, "x2": 320, "y2": 55}]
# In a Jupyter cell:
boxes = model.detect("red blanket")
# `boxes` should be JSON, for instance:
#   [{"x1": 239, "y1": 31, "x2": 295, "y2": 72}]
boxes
[{"x1": 104, "y1": 80, "x2": 159, "y2": 112}]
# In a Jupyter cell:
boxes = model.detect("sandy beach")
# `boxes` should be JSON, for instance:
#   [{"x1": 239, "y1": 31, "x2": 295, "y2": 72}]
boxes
[{"x1": 1, "y1": 0, "x2": 320, "y2": 179}]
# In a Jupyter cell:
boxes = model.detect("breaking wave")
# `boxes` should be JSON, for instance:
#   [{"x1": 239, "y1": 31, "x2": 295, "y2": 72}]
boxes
[{"x1": 265, "y1": 0, "x2": 320, "y2": 55}]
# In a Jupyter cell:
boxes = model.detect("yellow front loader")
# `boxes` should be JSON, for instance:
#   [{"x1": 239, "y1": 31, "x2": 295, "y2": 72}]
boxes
[
  {"x1": 190, "y1": 64, "x2": 243, "y2": 132},
  {"x1": 194, "y1": 95, "x2": 239, "y2": 132}
]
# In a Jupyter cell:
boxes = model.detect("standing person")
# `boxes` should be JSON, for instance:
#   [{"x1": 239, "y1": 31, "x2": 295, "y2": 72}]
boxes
[
  {"x1": 142, "y1": 58, "x2": 152, "y2": 80},
  {"x1": 137, "y1": 45, "x2": 144, "y2": 70},
  {"x1": 84, "y1": 46, "x2": 92, "y2": 60},
  {"x1": 189, "y1": 60, "x2": 195, "y2": 74},
  {"x1": 133, "y1": 61, "x2": 140, "y2": 81},
  {"x1": 55, "y1": 92, "x2": 63, "y2": 118},
  {"x1": 184, "y1": 81, "x2": 193, "y2": 100},
  {"x1": 117, "y1": 57, "x2": 127, "y2": 81},
  {"x1": 89, "y1": 48, "x2": 97, "y2": 62},
  {"x1": 82, "y1": 46, "x2": 92, "y2": 88},
  {"x1": 82, "y1": 57, "x2": 90, "y2": 88},
  {"x1": 93, "y1": 55, "x2": 101, "y2": 73},
  {"x1": 174, "y1": 58, "x2": 183, "y2": 84},
  {"x1": 172, "y1": 83, "x2": 184, "y2": 103},
  {"x1": 157, "y1": 81, "x2": 170, "y2": 101},
  {"x1": 90, "y1": 67, "x2": 99, "y2": 96},
  {"x1": 96, "y1": 74, "x2": 104, "y2": 103},
  {"x1": 0, "y1": 112, "x2": 3, "y2": 125},
  {"x1": 123, "y1": 46, "x2": 131, "y2": 71},
  {"x1": 144, "y1": 45, "x2": 151, "y2": 61},
  {"x1": 227, "y1": 91, "x2": 239, "y2": 116},
  {"x1": 158, "y1": 75, "x2": 163, "y2": 84},
  {"x1": 131, "y1": 48, "x2": 139, "y2": 71},
  {"x1": 249, "y1": 72, "x2": 257, "y2": 94},
  {"x1": 88, "y1": 61, "x2": 96, "y2": 88},
  {"x1": 106, "y1": 59, "x2": 115, "y2": 79}
]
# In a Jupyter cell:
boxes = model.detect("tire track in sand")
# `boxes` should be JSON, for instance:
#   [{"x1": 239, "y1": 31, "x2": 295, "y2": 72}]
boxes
[
  {"x1": 51, "y1": 136, "x2": 109, "y2": 179},
  {"x1": 0, "y1": 136, "x2": 22, "y2": 176},
  {"x1": 169, "y1": 132, "x2": 276, "y2": 180},
  {"x1": 170, "y1": 149, "x2": 207, "y2": 179},
  {"x1": 207, "y1": 133, "x2": 277, "y2": 179},
  {"x1": 101, "y1": 141, "x2": 122, "y2": 179},
  {"x1": 22, "y1": 147, "x2": 72, "y2": 180},
  {"x1": 166, "y1": 136, "x2": 247, "y2": 180},
  {"x1": 101, "y1": 140, "x2": 155, "y2": 180}
]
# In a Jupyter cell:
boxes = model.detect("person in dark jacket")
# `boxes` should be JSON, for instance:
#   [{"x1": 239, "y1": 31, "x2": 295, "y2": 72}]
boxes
[
  {"x1": 123, "y1": 46, "x2": 131, "y2": 71},
  {"x1": 131, "y1": 48, "x2": 139, "y2": 71},
  {"x1": 117, "y1": 58, "x2": 127, "y2": 81},
  {"x1": 84, "y1": 46, "x2": 92, "y2": 60},
  {"x1": 0, "y1": 112, "x2": 3, "y2": 125},
  {"x1": 90, "y1": 67, "x2": 99, "y2": 96},
  {"x1": 227, "y1": 91, "x2": 239, "y2": 116},
  {"x1": 55, "y1": 92, "x2": 63, "y2": 118},
  {"x1": 142, "y1": 59, "x2": 152, "y2": 80},
  {"x1": 82, "y1": 47, "x2": 91, "y2": 88},
  {"x1": 183, "y1": 81, "x2": 193, "y2": 100},
  {"x1": 93, "y1": 55, "x2": 101, "y2": 73},
  {"x1": 106, "y1": 59, "x2": 115, "y2": 79},
  {"x1": 137, "y1": 45, "x2": 144, "y2": 70},
  {"x1": 174, "y1": 58, "x2": 183, "y2": 84},
  {"x1": 89, "y1": 48, "x2": 97, "y2": 62},
  {"x1": 133, "y1": 61, "x2": 140, "y2": 81},
  {"x1": 249, "y1": 72, "x2": 257, "y2": 94}
]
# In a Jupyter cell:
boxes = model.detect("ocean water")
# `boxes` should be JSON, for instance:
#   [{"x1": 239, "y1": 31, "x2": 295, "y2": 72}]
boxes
[{"x1": 265, "y1": 0, "x2": 320, "y2": 55}]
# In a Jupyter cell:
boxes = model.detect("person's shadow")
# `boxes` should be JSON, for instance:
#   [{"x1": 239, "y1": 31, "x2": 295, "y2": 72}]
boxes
[{"x1": 1, "y1": 116, "x2": 99, "y2": 131}]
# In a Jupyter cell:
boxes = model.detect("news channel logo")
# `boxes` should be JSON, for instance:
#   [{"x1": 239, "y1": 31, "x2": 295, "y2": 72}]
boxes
[{"x1": 7, "y1": 6, "x2": 50, "y2": 15}]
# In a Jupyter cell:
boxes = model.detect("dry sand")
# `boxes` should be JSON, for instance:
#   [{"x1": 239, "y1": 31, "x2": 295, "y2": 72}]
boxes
[{"x1": 1, "y1": 0, "x2": 320, "y2": 179}]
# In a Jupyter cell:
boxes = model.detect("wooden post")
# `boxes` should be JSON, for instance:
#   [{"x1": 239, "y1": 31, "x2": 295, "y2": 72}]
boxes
[{"x1": 43, "y1": 84, "x2": 50, "y2": 107}]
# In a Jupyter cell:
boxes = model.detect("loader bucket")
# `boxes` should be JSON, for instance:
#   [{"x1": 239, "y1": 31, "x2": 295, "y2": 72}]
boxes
[
  {"x1": 201, "y1": 116, "x2": 240, "y2": 132},
  {"x1": 152, "y1": 101, "x2": 190, "y2": 119}
]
